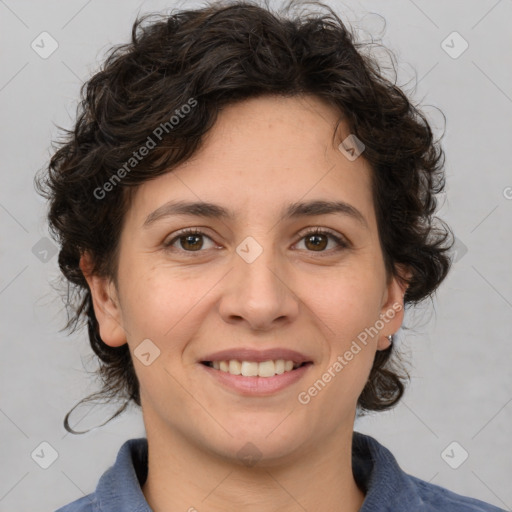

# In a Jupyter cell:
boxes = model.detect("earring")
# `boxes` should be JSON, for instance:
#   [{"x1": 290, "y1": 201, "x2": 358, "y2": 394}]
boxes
[{"x1": 387, "y1": 334, "x2": 394, "y2": 346}]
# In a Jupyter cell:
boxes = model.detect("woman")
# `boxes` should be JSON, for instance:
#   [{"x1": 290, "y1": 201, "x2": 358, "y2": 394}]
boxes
[{"x1": 36, "y1": 1, "x2": 506, "y2": 510}]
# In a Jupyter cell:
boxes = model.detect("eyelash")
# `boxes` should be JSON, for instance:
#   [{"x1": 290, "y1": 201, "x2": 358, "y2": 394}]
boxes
[{"x1": 163, "y1": 227, "x2": 350, "y2": 256}]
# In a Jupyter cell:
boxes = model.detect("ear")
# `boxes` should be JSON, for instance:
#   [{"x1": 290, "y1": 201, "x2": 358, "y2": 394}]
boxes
[
  {"x1": 79, "y1": 252, "x2": 127, "y2": 347},
  {"x1": 376, "y1": 264, "x2": 411, "y2": 351}
]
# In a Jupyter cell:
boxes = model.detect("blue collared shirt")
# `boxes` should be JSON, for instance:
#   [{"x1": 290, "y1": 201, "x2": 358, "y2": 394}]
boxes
[{"x1": 55, "y1": 432, "x2": 506, "y2": 511}]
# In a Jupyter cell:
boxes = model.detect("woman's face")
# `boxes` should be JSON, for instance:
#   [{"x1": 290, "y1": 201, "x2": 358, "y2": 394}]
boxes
[{"x1": 83, "y1": 94, "x2": 407, "y2": 464}]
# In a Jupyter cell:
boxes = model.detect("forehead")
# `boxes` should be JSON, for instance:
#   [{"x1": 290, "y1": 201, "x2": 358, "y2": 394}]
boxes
[{"x1": 124, "y1": 94, "x2": 375, "y2": 229}]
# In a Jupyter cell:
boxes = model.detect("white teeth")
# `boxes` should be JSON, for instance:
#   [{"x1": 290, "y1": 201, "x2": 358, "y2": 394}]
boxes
[
  {"x1": 209, "y1": 359, "x2": 302, "y2": 377},
  {"x1": 258, "y1": 360, "x2": 276, "y2": 377},
  {"x1": 228, "y1": 360, "x2": 241, "y2": 375},
  {"x1": 241, "y1": 361, "x2": 259, "y2": 377}
]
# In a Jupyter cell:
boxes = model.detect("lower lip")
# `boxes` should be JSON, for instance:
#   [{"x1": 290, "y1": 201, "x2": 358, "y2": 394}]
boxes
[{"x1": 199, "y1": 363, "x2": 312, "y2": 395}]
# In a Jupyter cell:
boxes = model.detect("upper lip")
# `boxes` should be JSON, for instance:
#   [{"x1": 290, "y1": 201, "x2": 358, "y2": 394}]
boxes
[{"x1": 200, "y1": 348, "x2": 313, "y2": 364}]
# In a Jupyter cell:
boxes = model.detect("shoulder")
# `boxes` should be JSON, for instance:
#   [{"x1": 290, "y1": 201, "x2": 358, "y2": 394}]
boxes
[
  {"x1": 407, "y1": 474, "x2": 506, "y2": 512},
  {"x1": 54, "y1": 494, "x2": 98, "y2": 512},
  {"x1": 54, "y1": 437, "x2": 149, "y2": 512},
  {"x1": 352, "y1": 431, "x2": 506, "y2": 512}
]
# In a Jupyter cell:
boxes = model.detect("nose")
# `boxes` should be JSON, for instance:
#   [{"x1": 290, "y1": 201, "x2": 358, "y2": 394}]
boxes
[{"x1": 218, "y1": 239, "x2": 300, "y2": 332}]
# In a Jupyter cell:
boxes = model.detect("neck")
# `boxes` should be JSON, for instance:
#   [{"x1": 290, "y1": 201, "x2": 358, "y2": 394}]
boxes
[{"x1": 141, "y1": 416, "x2": 365, "y2": 512}]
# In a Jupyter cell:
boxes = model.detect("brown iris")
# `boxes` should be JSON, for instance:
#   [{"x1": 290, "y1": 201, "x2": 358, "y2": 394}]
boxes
[{"x1": 304, "y1": 233, "x2": 328, "y2": 251}]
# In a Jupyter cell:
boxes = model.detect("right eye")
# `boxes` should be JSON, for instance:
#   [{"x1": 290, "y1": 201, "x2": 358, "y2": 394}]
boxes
[{"x1": 163, "y1": 228, "x2": 218, "y2": 254}]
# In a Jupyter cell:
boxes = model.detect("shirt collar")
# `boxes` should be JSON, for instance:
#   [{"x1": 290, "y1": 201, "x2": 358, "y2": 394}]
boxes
[
  {"x1": 96, "y1": 437, "x2": 151, "y2": 512},
  {"x1": 94, "y1": 431, "x2": 419, "y2": 511},
  {"x1": 352, "y1": 431, "x2": 422, "y2": 511}
]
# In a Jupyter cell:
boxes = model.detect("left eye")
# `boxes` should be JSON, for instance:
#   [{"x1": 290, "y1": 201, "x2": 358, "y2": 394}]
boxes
[
  {"x1": 295, "y1": 228, "x2": 349, "y2": 253},
  {"x1": 163, "y1": 227, "x2": 349, "y2": 254}
]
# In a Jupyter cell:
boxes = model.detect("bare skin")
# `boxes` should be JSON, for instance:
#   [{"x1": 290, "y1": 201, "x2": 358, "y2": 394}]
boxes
[{"x1": 81, "y1": 94, "x2": 409, "y2": 512}]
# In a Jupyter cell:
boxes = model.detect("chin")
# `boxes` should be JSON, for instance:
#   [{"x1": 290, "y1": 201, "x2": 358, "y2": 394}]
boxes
[{"x1": 199, "y1": 415, "x2": 310, "y2": 466}]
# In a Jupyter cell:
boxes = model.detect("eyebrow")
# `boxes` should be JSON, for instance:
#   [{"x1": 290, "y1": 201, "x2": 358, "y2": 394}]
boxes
[{"x1": 142, "y1": 199, "x2": 369, "y2": 229}]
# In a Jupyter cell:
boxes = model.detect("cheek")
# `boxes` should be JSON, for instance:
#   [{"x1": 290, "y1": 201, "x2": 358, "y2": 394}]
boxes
[
  {"x1": 309, "y1": 266, "x2": 385, "y2": 337},
  {"x1": 117, "y1": 266, "x2": 183, "y2": 343},
  {"x1": 306, "y1": 267, "x2": 384, "y2": 391}
]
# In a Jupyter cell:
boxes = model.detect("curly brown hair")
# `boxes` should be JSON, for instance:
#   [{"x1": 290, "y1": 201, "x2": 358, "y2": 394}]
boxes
[{"x1": 35, "y1": 0, "x2": 453, "y2": 434}]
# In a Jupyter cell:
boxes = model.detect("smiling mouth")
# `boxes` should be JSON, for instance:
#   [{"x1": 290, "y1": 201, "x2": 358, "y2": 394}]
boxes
[{"x1": 201, "y1": 360, "x2": 312, "y2": 378}]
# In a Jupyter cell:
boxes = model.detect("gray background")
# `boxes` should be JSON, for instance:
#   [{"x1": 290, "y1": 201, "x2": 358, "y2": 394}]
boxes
[{"x1": 1, "y1": 0, "x2": 511, "y2": 511}]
